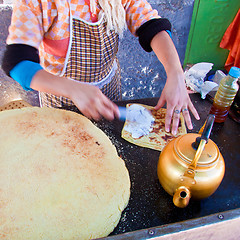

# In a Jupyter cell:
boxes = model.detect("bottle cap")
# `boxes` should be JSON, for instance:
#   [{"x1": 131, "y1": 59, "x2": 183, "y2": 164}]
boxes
[{"x1": 229, "y1": 67, "x2": 240, "y2": 78}]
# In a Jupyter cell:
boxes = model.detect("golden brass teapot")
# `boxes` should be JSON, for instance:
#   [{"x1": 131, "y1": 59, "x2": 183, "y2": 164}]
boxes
[{"x1": 157, "y1": 115, "x2": 225, "y2": 208}]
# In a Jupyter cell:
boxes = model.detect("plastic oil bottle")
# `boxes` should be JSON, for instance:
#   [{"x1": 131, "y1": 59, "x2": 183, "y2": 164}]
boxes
[{"x1": 209, "y1": 67, "x2": 240, "y2": 123}]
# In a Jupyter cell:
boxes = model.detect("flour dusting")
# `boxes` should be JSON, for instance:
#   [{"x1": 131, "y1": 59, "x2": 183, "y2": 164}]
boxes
[{"x1": 125, "y1": 104, "x2": 154, "y2": 139}]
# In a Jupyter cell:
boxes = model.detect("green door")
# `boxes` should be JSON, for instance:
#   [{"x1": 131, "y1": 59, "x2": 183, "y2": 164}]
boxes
[{"x1": 184, "y1": 0, "x2": 240, "y2": 71}]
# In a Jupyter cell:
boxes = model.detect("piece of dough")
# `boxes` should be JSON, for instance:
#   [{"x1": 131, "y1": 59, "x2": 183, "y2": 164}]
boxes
[
  {"x1": 122, "y1": 104, "x2": 187, "y2": 151},
  {"x1": 0, "y1": 107, "x2": 130, "y2": 240}
]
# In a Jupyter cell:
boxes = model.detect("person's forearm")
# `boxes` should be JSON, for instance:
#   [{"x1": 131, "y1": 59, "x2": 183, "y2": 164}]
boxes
[
  {"x1": 150, "y1": 31, "x2": 184, "y2": 79},
  {"x1": 151, "y1": 31, "x2": 200, "y2": 134},
  {"x1": 30, "y1": 69, "x2": 120, "y2": 121},
  {"x1": 30, "y1": 69, "x2": 76, "y2": 99}
]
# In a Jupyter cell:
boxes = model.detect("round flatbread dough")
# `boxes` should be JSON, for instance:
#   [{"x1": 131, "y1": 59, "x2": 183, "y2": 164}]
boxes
[{"x1": 0, "y1": 107, "x2": 130, "y2": 240}]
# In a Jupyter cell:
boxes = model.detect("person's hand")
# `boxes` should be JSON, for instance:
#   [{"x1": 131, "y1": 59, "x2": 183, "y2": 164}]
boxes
[
  {"x1": 70, "y1": 82, "x2": 120, "y2": 121},
  {"x1": 155, "y1": 71, "x2": 200, "y2": 135},
  {"x1": 30, "y1": 70, "x2": 119, "y2": 121},
  {"x1": 150, "y1": 31, "x2": 200, "y2": 135}
]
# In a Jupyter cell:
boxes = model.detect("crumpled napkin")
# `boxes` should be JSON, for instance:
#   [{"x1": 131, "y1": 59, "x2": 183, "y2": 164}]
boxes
[{"x1": 184, "y1": 62, "x2": 219, "y2": 99}]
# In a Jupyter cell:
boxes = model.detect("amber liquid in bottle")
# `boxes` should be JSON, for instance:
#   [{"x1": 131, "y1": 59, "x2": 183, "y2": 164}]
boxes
[
  {"x1": 209, "y1": 102, "x2": 231, "y2": 123},
  {"x1": 209, "y1": 70, "x2": 239, "y2": 123}
]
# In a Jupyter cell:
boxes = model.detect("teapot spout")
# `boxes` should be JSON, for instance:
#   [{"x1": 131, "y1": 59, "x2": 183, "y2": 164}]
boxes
[{"x1": 173, "y1": 186, "x2": 191, "y2": 208}]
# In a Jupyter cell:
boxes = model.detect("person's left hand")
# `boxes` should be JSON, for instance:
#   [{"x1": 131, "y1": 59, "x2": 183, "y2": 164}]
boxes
[{"x1": 155, "y1": 72, "x2": 200, "y2": 135}]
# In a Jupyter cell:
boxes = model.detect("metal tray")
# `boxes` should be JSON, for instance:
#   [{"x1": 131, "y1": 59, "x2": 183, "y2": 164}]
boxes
[
  {"x1": 92, "y1": 94, "x2": 240, "y2": 239},
  {"x1": 1, "y1": 95, "x2": 239, "y2": 239}
]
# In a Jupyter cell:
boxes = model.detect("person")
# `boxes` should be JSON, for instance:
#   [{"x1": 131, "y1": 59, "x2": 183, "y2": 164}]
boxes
[{"x1": 1, "y1": 0, "x2": 199, "y2": 135}]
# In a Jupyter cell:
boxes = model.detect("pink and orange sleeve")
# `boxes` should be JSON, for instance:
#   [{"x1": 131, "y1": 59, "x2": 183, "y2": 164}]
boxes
[
  {"x1": 7, "y1": 0, "x2": 44, "y2": 48},
  {"x1": 123, "y1": 0, "x2": 160, "y2": 36}
]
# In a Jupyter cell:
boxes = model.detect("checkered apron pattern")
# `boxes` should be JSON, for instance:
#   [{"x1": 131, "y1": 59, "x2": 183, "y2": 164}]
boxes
[{"x1": 40, "y1": 14, "x2": 121, "y2": 109}]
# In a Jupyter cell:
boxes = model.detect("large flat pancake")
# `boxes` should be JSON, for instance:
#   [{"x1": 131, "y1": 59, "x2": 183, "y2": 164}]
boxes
[
  {"x1": 121, "y1": 103, "x2": 187, "y2": 151},
  {"x1": 0, "y1": 107, "x2": 130, "y2": 240}
]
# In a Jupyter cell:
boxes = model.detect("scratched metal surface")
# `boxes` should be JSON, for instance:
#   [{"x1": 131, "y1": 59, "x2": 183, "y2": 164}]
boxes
[
  {"x1": 54, "y1": 94, "x2": 240, "y2": 238},
  {"x1": 91, "y1": 94, "x2": 240, "y2": 238}
]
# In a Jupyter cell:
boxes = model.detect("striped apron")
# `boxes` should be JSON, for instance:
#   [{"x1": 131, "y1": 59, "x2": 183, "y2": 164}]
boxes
[{"x1": 39, "y1": 2, "x2": 121, "y2": 109}]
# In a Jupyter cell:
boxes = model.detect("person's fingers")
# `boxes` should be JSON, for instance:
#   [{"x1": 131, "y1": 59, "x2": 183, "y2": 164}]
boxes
[
  {"x1": 165, "y1": 105, "x2": 175, "y2": 133},
  {"x1": 181, "y1": 107, "x2": 192, "y2": 130},
  {"x1": 188, "y1": 101, "x2": 200, "y2": 120},
  {"x1": 112, "y1": 102, "x2": 120, "y2": 119},
  {"x1": 171, "y1": 108, "x2": 181, "y2": 135},
  {"x1": 155, "y1": 94, "x2": 166, "y2": 110},
  {"x1": 88, "y1": 109, "x2": 102, "y2": 121},
  {"x1": 72, "y1": 85, "x2": 117, "y2": 121},
  {"x1": 97, "y1": 96, "x2": 118, "y2": 121},
  {"x1": 77, "y1": 103, "x2": 102, "y2": 121}
]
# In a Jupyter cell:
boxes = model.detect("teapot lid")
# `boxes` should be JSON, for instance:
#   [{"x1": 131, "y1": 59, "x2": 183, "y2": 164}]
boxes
[{"x1": 174, "y1": 133, "x2": 220, "y2": 167}]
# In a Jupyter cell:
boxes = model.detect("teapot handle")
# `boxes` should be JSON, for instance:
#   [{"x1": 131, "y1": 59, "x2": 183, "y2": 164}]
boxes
[
  {"x1": 192, "y1": 114, "x2": 215, "y2": 150},
  {"x1": 189, "y1": 114, "x2": 215, "y2": 169},
  {"x1": 200, "y1": 114, "x2": 215, "y2": 141},
  {"x1": 173, "y1": 114, "x2": 215, "y2": 208}
]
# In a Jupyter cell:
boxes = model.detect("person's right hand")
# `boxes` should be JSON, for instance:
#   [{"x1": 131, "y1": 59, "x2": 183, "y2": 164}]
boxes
[
  {"x1": 69, "y1": 82, "x2": 120, "y2": 121},
  {"x1": 30, "y1": 69, "x2": 119, "y2": 121}
]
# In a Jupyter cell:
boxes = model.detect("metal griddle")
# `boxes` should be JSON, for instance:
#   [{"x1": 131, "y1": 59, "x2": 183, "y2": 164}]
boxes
[
  {"x1": 90, "y1": 94, "x2": 240, "y2": 239},
  {"x1": 2, "y1": 94, "x2": 239, "y2": 239}
]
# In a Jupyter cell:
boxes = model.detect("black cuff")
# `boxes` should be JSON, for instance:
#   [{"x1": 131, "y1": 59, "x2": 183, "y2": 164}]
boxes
[
  {"x1": 136, "y1": 18, "x2": 172, "y2": 52},
  {"x1": 1, "y1": 44, "x2": 40, "y2": 76}
]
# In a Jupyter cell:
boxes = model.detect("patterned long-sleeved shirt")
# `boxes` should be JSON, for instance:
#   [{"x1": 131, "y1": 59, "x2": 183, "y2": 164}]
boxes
[{"x1": 7, "y1": 0, "x2": 160, "y2": 75}]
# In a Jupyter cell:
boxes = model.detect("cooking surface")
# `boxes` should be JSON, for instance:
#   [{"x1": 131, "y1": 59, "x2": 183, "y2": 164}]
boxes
[
  {"x1": 0, "y1": 93, "x2": 239, "y2": 238},
  {"x1": 92, "y1": 94, "x2": 240, "y2": 236}
]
